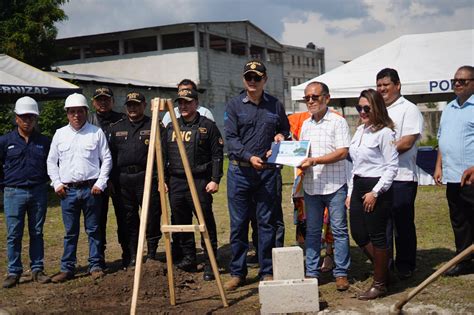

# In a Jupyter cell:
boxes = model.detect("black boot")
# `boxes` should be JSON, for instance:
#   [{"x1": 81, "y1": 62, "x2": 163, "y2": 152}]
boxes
[
  {"x1": 146, "y1": 243, "x2": 157, "y2": 261},
  {"x1": 176, "y1": 253, "x2": 197, "y2": 272},
  {"x1": 358, "y1": 247, "x2": 388, "y2": 300},
  {"x1": 203, "y1": 246, "x2": 218, "y2": 281}
]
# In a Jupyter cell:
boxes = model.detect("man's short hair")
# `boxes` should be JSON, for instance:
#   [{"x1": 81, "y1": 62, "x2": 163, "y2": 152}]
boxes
[
  {"x1": 178, "y1": 79, "x2": 197, "y2": 90},
  {"x1": 457, "y1": 65, "x2": 474, "y2": 77},
  {"x1": 305, "y1": 81, "x2": 329, "y2": 95},
  {"x1": 376, "y1": 68, "x2": 400, "y2": 84}
]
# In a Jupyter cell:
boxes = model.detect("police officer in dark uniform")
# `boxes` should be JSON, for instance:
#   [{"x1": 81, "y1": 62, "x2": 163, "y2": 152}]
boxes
[
  {"x1": 108, "y1": 92, "x2": 162, "y2": 268},
  {"x1": 163, "y1": 88, "x2": 223, "y2": 281},
  {"x1": 88, "y1": 87, "x2": 125, "y2": 269}
]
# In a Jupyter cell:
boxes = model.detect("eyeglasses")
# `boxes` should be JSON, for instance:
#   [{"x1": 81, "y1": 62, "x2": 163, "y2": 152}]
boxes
[
  {"x1": 244, "y1": 73, "x2": 263, "y2": 82},
  {"x1": 451, "y1": 78, "x2": 474, "y2": 86},
  {"x1": 355, "y1": 105, "x2": 371, "y2": 113},
  {"x1": 303, "y1": 94, "x2": 325, "y2": 102}
]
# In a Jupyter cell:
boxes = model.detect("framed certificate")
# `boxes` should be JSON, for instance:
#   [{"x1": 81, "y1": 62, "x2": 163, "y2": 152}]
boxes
[{"x1": 266, "y1": 140, "x2": 310, "y2": 167}]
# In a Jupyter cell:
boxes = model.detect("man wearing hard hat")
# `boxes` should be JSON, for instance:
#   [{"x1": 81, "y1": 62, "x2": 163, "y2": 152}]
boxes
[
  {"x1": 46, "y1": 93, "x2": 112, "y2": 283},
  {"x1": 0, "y1": 96, "x2": 52, "y2": 288}
]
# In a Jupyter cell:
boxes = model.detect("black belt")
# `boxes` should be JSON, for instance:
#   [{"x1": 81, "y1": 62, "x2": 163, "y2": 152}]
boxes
[
  {"x1": 120, "y1": 165, "x2": 145, "y2": 174},
  {"x1": 230, "y1": 160, "x2": 280, "y2": 170},
  {"x1": 65, "y1": 179, "x2": 96, "y2": 188}
]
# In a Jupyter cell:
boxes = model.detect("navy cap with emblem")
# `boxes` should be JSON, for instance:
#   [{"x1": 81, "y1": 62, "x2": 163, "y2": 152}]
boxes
[
  {"x1": 243, "y1": 60, "x2": 266, "y2": 77},
  {"x1": 125, "y1": 92, "x2": 145, "y2": 105},
  {"x1": 174, "y1": 88, "x2": 198, "y2": 102},
  {"x1": 93, "y1": 87, "x2": 113, "y2": 99}
]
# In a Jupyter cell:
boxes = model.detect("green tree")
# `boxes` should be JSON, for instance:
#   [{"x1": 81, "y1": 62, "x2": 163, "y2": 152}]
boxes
[
  {"x1": 0, "y1": 0, "x2": 68, "y2": 69},
  {"x1": 37, "y1": 100, "x2": 67, "y2": 138}
]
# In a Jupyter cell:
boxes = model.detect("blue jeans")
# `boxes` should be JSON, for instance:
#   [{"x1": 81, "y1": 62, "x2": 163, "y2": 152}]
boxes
[
  {"x1": 3, "y1": 184, "x2": 48, "y2": 276},
  {"x1": 304, "y1": 185, "x2": 350, "y2": 278},
  {"x1": 227, "y1": 164, "x2": 279, "y2": 278},
  {"x1": 60, "y1": 186, "x2": 103, "y2": 273}
]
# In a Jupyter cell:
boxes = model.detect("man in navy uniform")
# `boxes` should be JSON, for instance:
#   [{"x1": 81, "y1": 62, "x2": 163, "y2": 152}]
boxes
[
  {"x1": 224, "y1": 60, "x2": 290, "y2": 290},
  {"x1": 163, "y1": 88, "x2": 224, "y2": 281},
  {"x1": 108, "y1": 92, "x2": 162, "y2": 268}
]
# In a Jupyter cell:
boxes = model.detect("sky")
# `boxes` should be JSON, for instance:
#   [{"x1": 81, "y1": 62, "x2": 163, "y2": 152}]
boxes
[{"x1": 56, "y1": 0, "x2": 473, "y2": 70}]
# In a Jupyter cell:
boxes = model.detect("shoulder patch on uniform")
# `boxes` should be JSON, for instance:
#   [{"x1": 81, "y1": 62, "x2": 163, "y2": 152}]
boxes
[
  {"x1": 116, "y1": 131, "x2": 128, "y2": 137},
  {"x1": 198, "y1": 127, "x2": 207, "y2": 134}
]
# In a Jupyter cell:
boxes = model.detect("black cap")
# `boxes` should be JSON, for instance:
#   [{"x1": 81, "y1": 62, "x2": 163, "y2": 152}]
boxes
[
  {"x1": 125, "y1": 92, "x2": 145, "y2": 104},
  {"x1": 174, "y1": 88, "x2": 198, "y2": 102},
  {"x1": 93, "y1": 87, "x2": 113, "y2": 99},
  {"x1": 243, "y1": 60, "x2": 266, "y2": 77}
]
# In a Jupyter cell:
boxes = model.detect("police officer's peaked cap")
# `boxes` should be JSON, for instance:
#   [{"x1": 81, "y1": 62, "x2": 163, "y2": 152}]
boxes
[
  {"x1": 125, "y1": 92, "x2": 146, "y2": 105},
  {"x1": 93, "y1": 87, "x2": 114, "y2": 99},
  {"x1": 243, "y1": 60, "x2": 266, "y2": 77},
  {"x1": 174, "y1": 88, "x2": 198, "y2": 102}
]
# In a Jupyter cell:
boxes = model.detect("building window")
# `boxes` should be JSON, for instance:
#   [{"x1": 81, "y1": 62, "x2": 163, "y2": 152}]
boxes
[
  {"x1": 306, "y1": 57, "x2": 310, "y2": 66},
  {"x1": 267, "y1": 49, "x2": 282, "y2": 64},
  {"x1": 162, "y1": 32, "x2": 194, "y2": 50},
  {"x1": 250, "y1": 45, "x2": 264, "y2": 60},
  {"x1": 60, "y1": 46, "x2": 81, "y2": 60},
  {"x1": 292, "y1": 78, "x2": 296, "y2": 86},
  {"x1": 209, "y1": 34, "x2": 227, "y2": 52},
  {"x1": 312, "y1": 58, "x2": 315, "y2": 67},
  {"x1": 231, "y1": 39, "x2": 246, "y2": 56},
  {"x1": 85, "y1": 41, "x2": 119, "y2": 58},
  {"x1": 297, "y1": 56, "x2": 300, "y2": 66},
  {"x1": 291, "y1": 55, "x2": 295, "y2": 65},
  {"x1": 297, "y1": 78, "x2": 301, "y2": 84},
  {"x1": 284, "y1": 80, "x2": 289, "y2": 91},
  {"x1": 124, "y1": 36, "x2": 157, "y2": 54},
  {"x1": 199, "y1": 32, "x2": 206, "y2": 48}
]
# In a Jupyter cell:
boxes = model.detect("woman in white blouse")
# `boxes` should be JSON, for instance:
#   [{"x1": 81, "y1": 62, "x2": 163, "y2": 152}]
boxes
[{"x1": 345, "y1": 89, "x2": 398, "y2": 300}]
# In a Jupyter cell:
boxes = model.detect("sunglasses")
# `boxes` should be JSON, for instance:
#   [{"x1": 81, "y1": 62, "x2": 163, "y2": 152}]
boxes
[
  {"x1": 355, "y1": 105, "x2": 371, "y2": 113},
  {"x1": 303, "y1": 94, "x2": 325, "y2": 102},
  {"x1": 244, "y1": 73, "x2": 263, "y2": 82},
  {"x1": 451, "y1": 78, "x2": 474, "y2": 86}
]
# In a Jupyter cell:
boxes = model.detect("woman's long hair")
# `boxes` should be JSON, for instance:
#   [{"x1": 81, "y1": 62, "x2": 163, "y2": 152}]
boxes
[{"x1": 359, "y1": 89, "x2": 395, "y2": 132}]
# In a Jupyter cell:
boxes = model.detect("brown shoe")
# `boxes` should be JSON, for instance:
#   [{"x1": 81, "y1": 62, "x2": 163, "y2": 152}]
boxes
[
  {"x1": 261, "y1": 275, "x2": 273, "y2": 281},
  {"x1": 224, "y1": 276, "x2": 245, "y2": 291},
  {"x1": 51, "y1": 272, "x2": 74, "y2": 283},
  {"x1": 32, "y1": 271, "x2": 51, "y2": 284},
  {"x1": 90, "y1": 269, "x2": 105, "y2": 280},
  {"x1": 335, "y1": 276, "x2": 349, "y2": 291}
]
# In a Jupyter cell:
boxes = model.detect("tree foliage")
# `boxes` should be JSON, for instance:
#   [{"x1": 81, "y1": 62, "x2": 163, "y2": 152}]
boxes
[
  {"x1": 37, "y1": 100, "x2": 68, "y2": 138},
  {"x1": 0, "y1": 0, "x2": 68, "y2": 69}
]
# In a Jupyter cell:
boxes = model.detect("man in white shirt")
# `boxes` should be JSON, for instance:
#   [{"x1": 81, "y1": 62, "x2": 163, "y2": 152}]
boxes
[
  {"x1": 299, "y1": 81, "x2": 351, "y2": 291},
  {"x1": 376, "y1": 68, "x2": 423, "y2": 279},
  {"x1": 47, "y1": 93, "x2": 112, "y2": 283},
  {"x1": 161, "y1": 79, "x2": 214, "y2": 126}
]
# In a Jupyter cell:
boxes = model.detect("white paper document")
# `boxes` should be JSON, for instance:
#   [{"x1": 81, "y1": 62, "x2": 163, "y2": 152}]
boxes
[{"x1": 266, "y1": 140, "x2": 310, "y2": 167}]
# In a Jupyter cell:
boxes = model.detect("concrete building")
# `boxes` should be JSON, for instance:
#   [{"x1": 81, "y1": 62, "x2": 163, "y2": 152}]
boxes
[
  {"x1": 54, "y1": 20, "x2": 296, "y2": 131},
  {"x1": 282, "y1": 43, "x2": 325, "y2": 113}
]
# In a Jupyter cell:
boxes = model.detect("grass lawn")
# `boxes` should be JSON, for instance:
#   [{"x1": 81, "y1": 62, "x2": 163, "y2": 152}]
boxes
[{"x1": 0, "y1": 159, "x2": 472, "y2": 311}]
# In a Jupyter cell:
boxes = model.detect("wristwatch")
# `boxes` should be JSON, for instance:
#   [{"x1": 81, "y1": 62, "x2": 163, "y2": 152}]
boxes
[{"x1": 371, "y1": 190, "x2": 379, "y2": 198}]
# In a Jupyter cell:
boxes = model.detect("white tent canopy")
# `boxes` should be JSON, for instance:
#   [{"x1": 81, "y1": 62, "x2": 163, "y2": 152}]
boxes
[
  {"x1": 291, "y1": 29, "x2": 474, "y2": 106},
  {"x1": 0, "y1": 54, "x2": 81, "y2": 102}
]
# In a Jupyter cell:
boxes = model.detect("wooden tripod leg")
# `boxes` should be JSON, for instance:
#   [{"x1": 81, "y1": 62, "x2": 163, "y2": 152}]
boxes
[
  {"x1": 166, "y1": 99, "x2": 228, "y2": 307},
  {"x1": 154, "y1": 98, "x2": 176, "y2": 305},
  {"x1": 130, "y1": 98, "x2": 161, "y2": 315}
]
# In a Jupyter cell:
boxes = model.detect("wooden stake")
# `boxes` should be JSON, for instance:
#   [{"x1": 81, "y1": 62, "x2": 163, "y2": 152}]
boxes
[
  {"x1": 154, "y1": 98, "x2": 176, "y2": 306},
  {"x1": 130, "y1": 98, "x2": 161, "y2": 315},
  {"x1": 166, "y1": 99, "x2": 228, "y2": 307}
]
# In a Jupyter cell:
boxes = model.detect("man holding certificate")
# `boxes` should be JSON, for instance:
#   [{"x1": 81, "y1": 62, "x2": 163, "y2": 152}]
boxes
[{"x1": 299, "y1": 81, "x2": 351, "y2": 291}]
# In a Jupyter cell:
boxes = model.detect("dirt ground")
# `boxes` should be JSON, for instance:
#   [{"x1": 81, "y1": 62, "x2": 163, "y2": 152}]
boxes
[{"x1": 0, "y1": 247, "x2": 473, "y2": 314}]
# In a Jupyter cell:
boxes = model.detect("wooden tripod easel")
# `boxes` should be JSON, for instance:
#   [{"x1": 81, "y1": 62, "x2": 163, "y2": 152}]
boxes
[{"x1": 130, "y1": 98, "x2": 228, "y2": 314}]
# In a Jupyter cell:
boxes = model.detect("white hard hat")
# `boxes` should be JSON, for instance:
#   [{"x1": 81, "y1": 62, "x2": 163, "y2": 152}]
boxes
[
  {"x1": 14, "y1": 96, "x2": 39, "y2": 115},
  {"x1": 64, "y1": 93, "x2": 89, "y2": 109}
]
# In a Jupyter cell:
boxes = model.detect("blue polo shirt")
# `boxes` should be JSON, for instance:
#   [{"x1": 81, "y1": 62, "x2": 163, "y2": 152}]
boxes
[
  {"x1": 0, "y1": 128, "x2": 51, "y2": 188},
  {"x1": 438, "y1": 95, "x2": 474, "y2": 183},
  {"x1": 224, "y1": 91, "x2": 290, "y2": 162}
]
